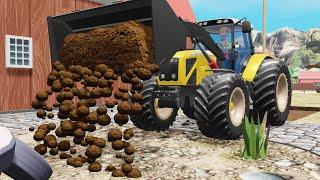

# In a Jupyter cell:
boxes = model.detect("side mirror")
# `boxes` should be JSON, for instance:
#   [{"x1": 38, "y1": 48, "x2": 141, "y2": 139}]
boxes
[{"x1": 242, "y1": 21, "x2": 252, "y2": 33}]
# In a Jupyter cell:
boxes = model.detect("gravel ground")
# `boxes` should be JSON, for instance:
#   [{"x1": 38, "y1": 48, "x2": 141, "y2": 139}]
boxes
[{"x1": 1, "y1": 110, "x2": 320, "y2": 179}]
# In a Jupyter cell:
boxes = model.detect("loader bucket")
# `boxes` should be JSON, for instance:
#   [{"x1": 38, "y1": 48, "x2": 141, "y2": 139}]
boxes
[{"x1": 47, "y1": 0, "x2": 188, "y2": 67}]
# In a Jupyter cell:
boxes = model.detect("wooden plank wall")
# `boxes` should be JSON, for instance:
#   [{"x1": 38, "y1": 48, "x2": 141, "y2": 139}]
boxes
[
  {"x1": 0, "y1": 0, "x2": 10, "y2": 111},
  {"x1": 0, "y1": 0, "x2": 101, "y2": 111},
  {"x1": 4, "y1": 0, "x2": 32, "y2": 110}
]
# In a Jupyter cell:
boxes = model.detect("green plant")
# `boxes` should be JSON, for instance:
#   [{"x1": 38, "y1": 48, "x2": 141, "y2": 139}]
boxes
[{"x1": 240, "y1": 112, "x2": 269, "y2": 160}]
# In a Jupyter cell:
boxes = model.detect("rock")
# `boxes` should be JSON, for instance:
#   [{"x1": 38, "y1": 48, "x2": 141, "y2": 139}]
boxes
[
  {"x1": 274, "y1": 160, "x2": 295, "y2": 167},
  {"x1": 29, "y1": 126, "x2": 35, "y2": 131},
  {"x1": 239, "y1": 172, "x2": 284, "y2": 180},
  {"x1": 304, "y1": 162, "x2": 319, "y2": 170},
  {"x1": 194, "y1": 168, "x2": 210, "y2": 178}
]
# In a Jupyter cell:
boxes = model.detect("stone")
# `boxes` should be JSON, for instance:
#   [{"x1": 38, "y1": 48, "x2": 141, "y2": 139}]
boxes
[
  {"x1": 276, "y1": 135, "x2": 299, "y2": 140},
  {"x1": 304, "y1": 162, "x2": 319, "y2": 170},
  {"x1": 239, "y1": 172, "x2": 284, "y2": 180},
  {"x1": 194, "y1": 169, "x2": 210, "y2": 178},
  {"x1": 274, "y1": 160, "x2": 295, "y2": 167}
]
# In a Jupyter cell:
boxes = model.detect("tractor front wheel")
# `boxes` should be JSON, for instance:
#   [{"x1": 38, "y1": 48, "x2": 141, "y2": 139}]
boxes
[
  {"x1": 129, "y1": 79, "x2": 178, "y2": 131},
  {"x1": 194, "y1": 73, "x2": 249, "y2": 140}
]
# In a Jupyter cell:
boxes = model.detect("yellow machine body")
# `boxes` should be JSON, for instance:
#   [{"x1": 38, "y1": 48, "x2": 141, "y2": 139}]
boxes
[
  {"x1": 157, "y1": 50, "x2": 215, "y2": 86},
  {"x1": 158, "y1": 50, "x2": 273, "y2": 86}
]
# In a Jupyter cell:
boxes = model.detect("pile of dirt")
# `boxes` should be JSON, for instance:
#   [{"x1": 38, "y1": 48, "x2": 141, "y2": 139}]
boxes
[
  {"x1": 59, "y1": 21, "x2": 154, "y2": 75},
  {"x1": 31, "y1": 21, "x2": 158, "y2": 178}
]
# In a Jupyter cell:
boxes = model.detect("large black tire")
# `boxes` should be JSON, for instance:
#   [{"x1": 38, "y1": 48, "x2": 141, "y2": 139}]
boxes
[
  {"x1": 182, "y1": 107, "x2": 195, "y2": 119},
  {"x1": 194, "y1": 73, "x2": 249, "y2": 140},
  {"x1": 130, "y1": 79, "x2": 178, "y2": 131},
  {"x1": 252, "y1": 59, "x2": 292, "y2": 126},
  {"x1": 181, "y1": 98, "x2": 195, "y2": 119}
]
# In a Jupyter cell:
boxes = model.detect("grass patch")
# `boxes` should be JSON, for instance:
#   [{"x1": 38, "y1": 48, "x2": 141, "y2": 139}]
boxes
[{"x1": 240, "y1": 113, "x2": 270, "y2": 160}]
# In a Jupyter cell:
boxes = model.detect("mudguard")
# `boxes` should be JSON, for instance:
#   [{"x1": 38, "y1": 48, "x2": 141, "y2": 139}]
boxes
[{"x1": 242, "y1": 54, "x2": 273, "y2": 82}]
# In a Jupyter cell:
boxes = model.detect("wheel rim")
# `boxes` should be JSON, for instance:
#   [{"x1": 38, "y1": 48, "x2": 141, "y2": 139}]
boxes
[
  {"x1": 154, "y1": 98, "x2": 174, "y2": 120},
  {"x1": 276, "y1": 73, "x2": 289, "y2": 113},
  {"x1": 229, "y1": 87, "x2": 246, "y2": 127}
]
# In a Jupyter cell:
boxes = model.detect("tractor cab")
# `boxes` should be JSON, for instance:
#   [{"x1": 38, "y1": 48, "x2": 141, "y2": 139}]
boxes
[{"x1": 197, "y1": 19, "x2": 254, "y2": 73}]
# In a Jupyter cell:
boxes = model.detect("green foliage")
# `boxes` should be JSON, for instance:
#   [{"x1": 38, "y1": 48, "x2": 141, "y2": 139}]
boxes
[
  {"x1": 288, "y1": 47, "x2": 320, "y2": 70},
  {"x1": 240, "y1": 113, "x2": 269, "y2": 160},
  {"x1": 287, "y1": 47, "x2": 320, "y2": 80}
]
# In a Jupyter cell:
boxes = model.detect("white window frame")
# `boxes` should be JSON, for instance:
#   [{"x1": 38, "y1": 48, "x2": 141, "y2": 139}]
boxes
[{"x1": 5, "y1": 35, "x2": 33, "y2": 69}]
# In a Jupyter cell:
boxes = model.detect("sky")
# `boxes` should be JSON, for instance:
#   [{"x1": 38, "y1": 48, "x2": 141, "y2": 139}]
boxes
[{"x1": 189, "y1": 0, "x2": 320, "y2": 32}]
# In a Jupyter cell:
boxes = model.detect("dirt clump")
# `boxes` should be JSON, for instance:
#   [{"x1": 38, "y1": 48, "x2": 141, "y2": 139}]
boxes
[
  {"x1": 59, "y1": 153, "x2": 71, "y2": 159},
  {"x1": 49, "y1": 148, "x2": 59, "y2": 156},
  {"x1": 97, "y1": 114, "x2": 111, "y2": 126},
  {"x1": 34, "y1": 144, "x2": 47, "y2": 155},
  {"x1": 37, "y1": 110, "x2": 47, "y2": 119},
  {"x1": 67, "y1": 157, "x2": 83, "y2": 167},
  {"x1": 124, "y1": 155, "x2": 134, "y2": 164},
  {"x1": 57, "y1": 140, "x2": 71, "y2": 151},
  {"x1": 117, "y1": 101, "x2": 131, "y2": 115},
  {"x1": 85, "y1": 135, "x2": 95, "y2": 145},
  {"x1": 105, "y1": 99, "x2": 115, "y2": 108},
  {"x1": 125, "y1": 146, "x2": 135, "y2": 155},
  {"x1": 88, "y1": 162, "x2": 102, "y2": 172},
  {"x1": 33, "y1": 129, "x2": 47, "y2": 141},
  {"x1": 55, "y1": 127, "x2": 66, "y2": 137},
  {"x1": 112, "y1": 169, "x2": 126, "y2": 177},
  {"x1": 47, "y1": 123, "x2": 56, "y2": 130},
  {"x1": 85, "y1": 145, "x2": 102, "y2": 159},
  {"x1": 128, "y1": 168, "x2": 142, "y2": 178},
  {"x1": 106, "y1": 165, "x2": 116, "y2": 172},
  {"x1": 44, "y1": 135, "x2": 57, "y2": 148},
  {"x1": 114, "y1": 113, "x2": 129, "y2": 126},
  {"x1": 70, "y1": 148, "x2": 77, "y2": 154},
  {"x1": 122, "y1": 163, "x2": 133, "y2": 174},
  {"x1": 115, "y1": 153, "x2": 123, "y2": 158},
  {"x1": 36, "y1": 91, "x2": 49, "y2": 101},
  {"x1": 94, "y1": 138, "x2": 106, "y2": 148},
  {"x1": 112, "y1": 140, "x2": 124, "y2": 151},
  {"x1": 108, "y1": 129, "x2": 122, "y2": 142}
]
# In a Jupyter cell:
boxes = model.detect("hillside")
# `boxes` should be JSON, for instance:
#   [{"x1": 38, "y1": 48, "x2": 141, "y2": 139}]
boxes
[{"x1": 253, "y1": 27, "x2": 320, "y2": 78}]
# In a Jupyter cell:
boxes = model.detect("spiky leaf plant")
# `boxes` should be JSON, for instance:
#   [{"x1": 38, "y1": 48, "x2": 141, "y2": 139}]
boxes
[{"x1": 240, "y1": 112, "x2": 269, "y2": 160}]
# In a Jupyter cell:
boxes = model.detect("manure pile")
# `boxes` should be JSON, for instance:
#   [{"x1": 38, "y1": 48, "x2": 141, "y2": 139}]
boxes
[
  {"x1": 59, "y1": 20, "x2": 155, "y2": 75},
  {"x1": 31, "y1": 21, "x2": 159, "y2": 178}
]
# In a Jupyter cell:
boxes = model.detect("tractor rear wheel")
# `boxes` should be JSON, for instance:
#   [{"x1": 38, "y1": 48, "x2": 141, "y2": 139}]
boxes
[
  {"x1": 130, "y1": 79, "x2": 178, "y2": 131},
  {"x1": 194, "y1": 73, "x2": 249, "y2": 140},
  {"x1": 252, "y1": 59, "x2": 292, "y2": 126}
]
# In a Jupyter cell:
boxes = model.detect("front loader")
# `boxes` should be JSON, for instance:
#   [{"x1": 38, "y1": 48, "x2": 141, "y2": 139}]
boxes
[{"x1": 47, "y1": 0, "x2": 291, "y2": 140}]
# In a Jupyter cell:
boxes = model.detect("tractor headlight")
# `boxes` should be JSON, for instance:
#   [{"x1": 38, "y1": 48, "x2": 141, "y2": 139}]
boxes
[
  {"x1": 170, "y1": 58, "x2": 179, "y2": 63},
  {"x1": 171, "y1": 73, "x2": 177, "y2": 79},
  {"x1": 160, "y1": 73, "x2": 166, "y2": 80}
]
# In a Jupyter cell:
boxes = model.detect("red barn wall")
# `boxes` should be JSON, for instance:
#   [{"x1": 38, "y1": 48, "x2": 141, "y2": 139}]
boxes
[{"x1": 0, "y1": 0, "x2": 100, "y2": 111}]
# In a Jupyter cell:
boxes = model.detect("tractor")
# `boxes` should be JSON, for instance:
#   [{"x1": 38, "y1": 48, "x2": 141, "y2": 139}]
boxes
[{"x1": 47, "y1": 0, "x2": 291, "y2": 140}]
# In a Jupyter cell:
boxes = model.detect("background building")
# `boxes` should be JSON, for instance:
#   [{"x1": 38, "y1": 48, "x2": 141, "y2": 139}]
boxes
[{"x1": 0, "y1": 0, "x2": 195, "y2": 111}]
